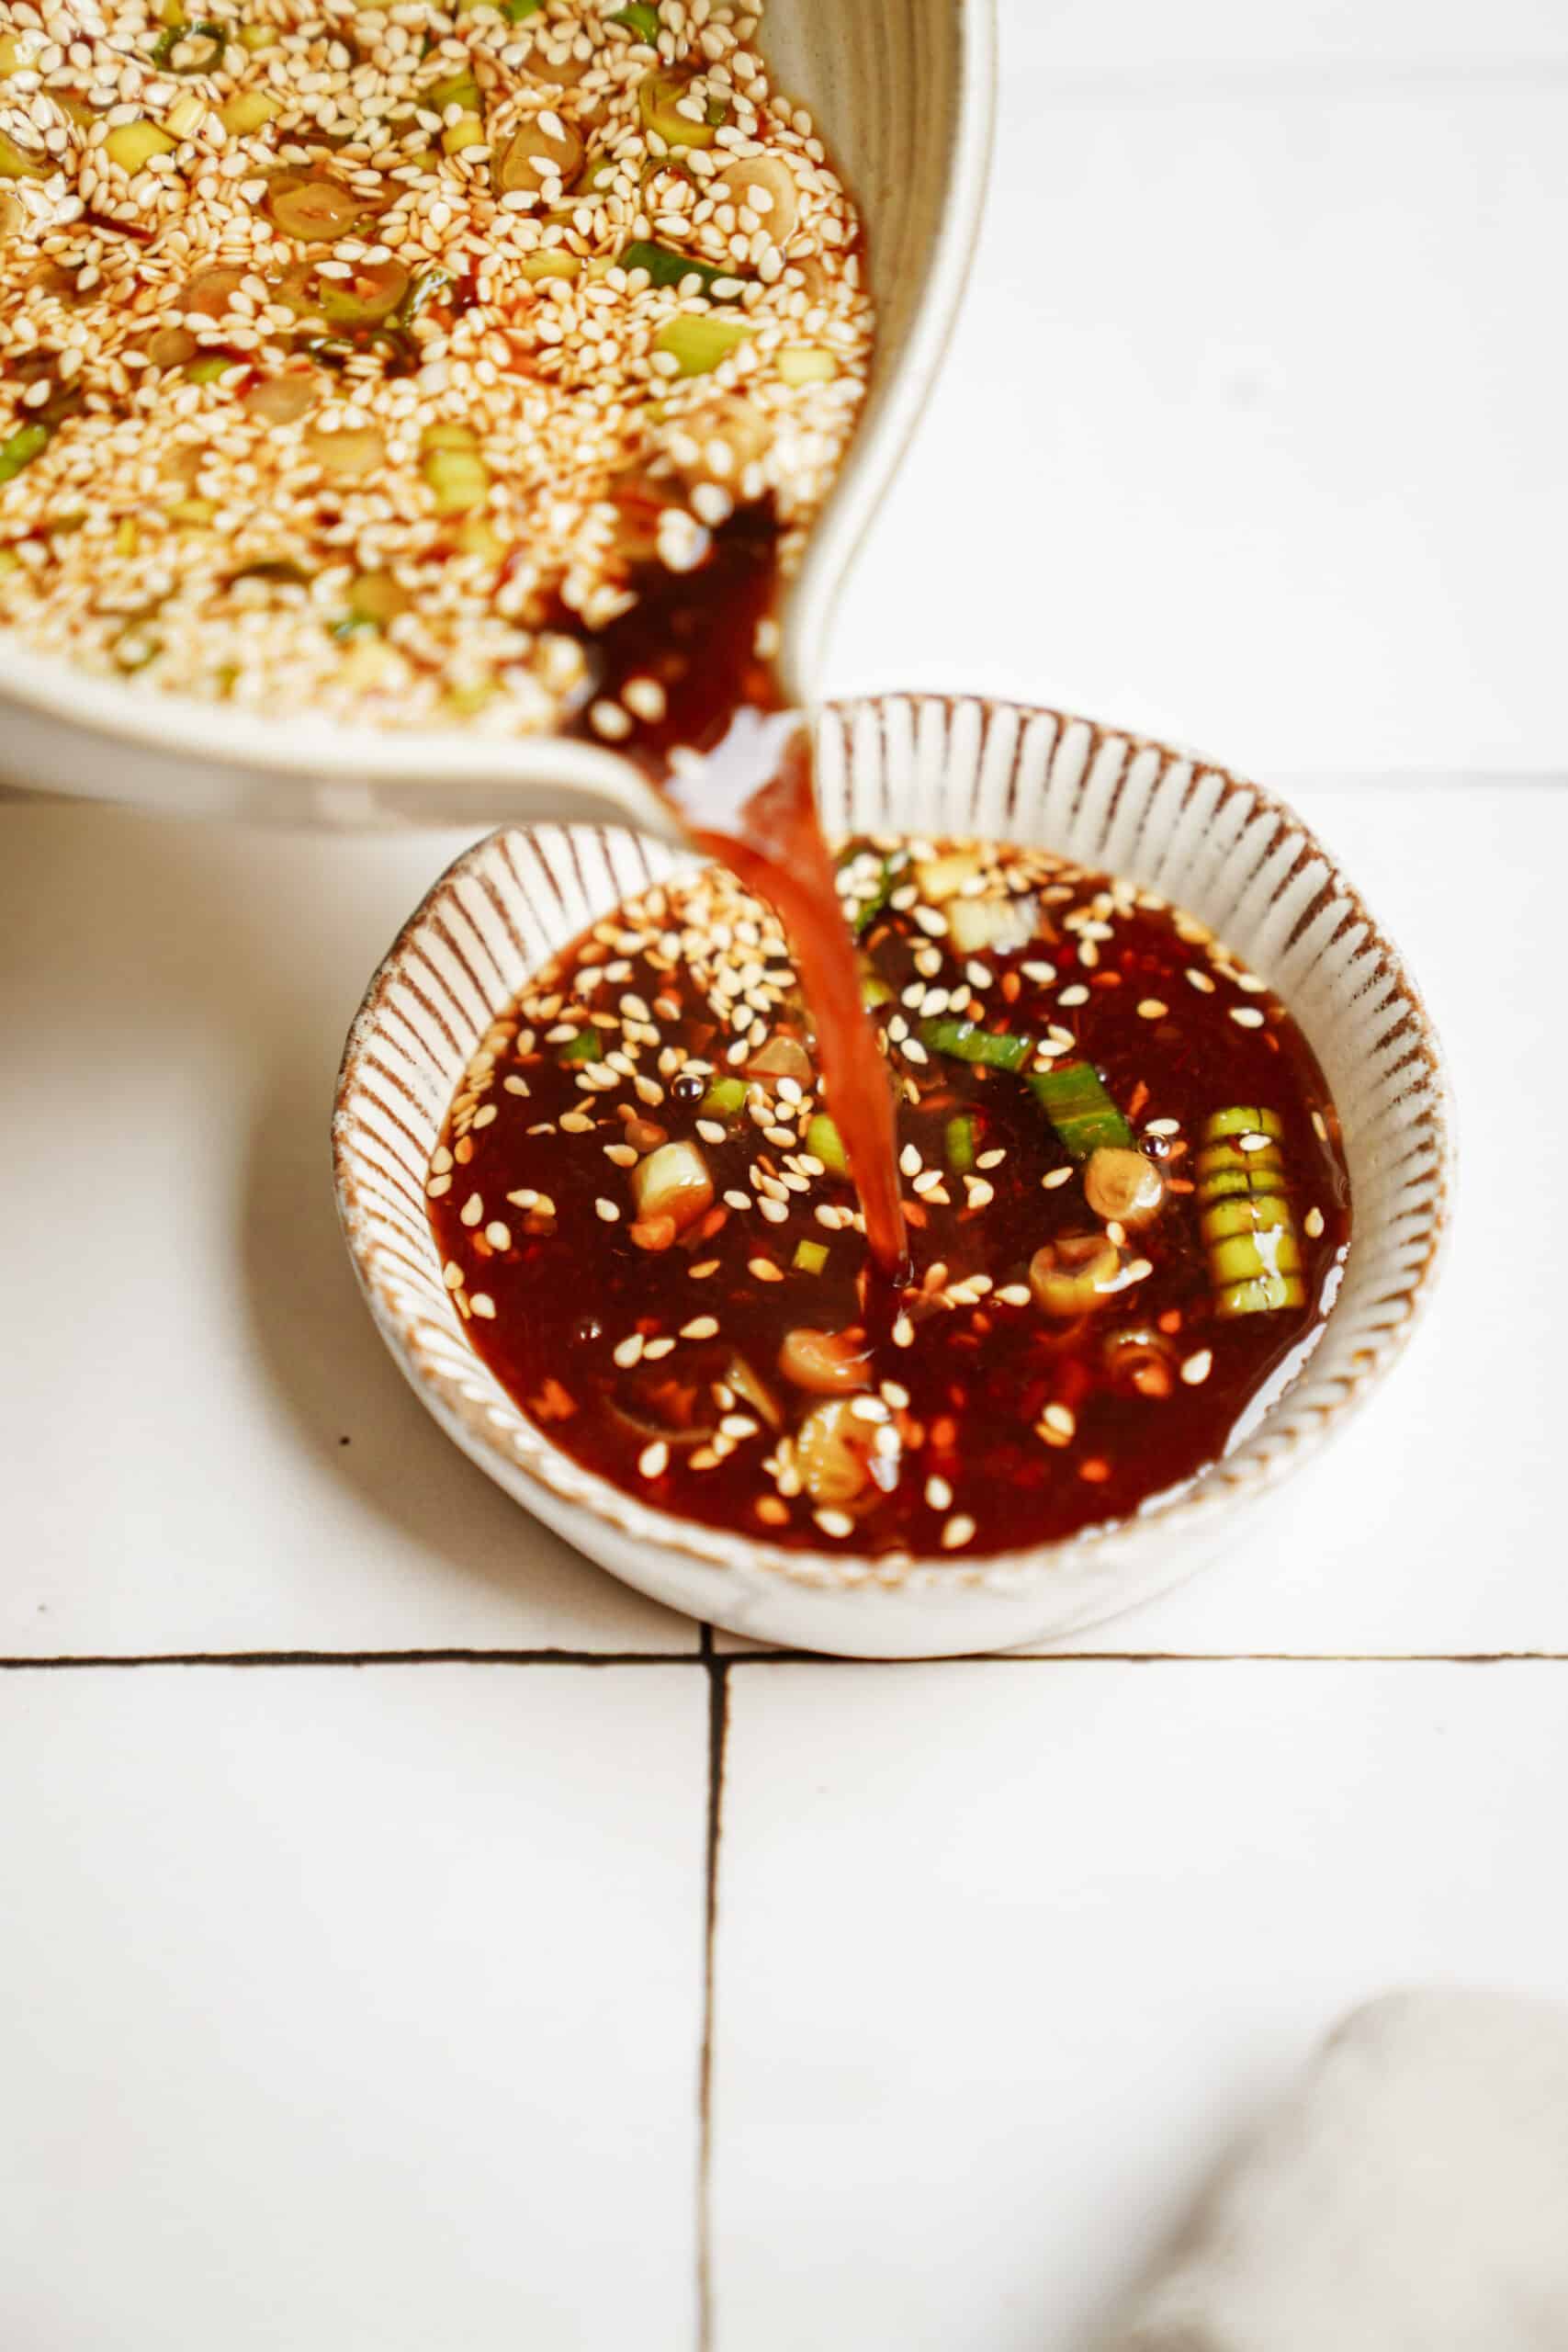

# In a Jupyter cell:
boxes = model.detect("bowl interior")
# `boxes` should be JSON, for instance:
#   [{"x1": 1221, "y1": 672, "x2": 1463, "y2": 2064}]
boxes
[
  {"x1": 0, "y1": 0, "x2": 993, "y2": 819},
  {"x1": 333, "y1": 695, "x2": 1453, "y2": 1648}
]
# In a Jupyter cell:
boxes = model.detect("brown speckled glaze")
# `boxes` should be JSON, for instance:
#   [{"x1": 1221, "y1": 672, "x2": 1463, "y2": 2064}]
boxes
[{"x1": 333, "y1": 697, "x2": 1454, "y2": 1659}]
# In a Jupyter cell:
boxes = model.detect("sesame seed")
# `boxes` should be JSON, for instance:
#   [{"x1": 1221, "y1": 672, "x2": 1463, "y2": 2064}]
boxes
[
  {"x1": 681, "y1": 1316, "x2": 719, "y2": 1340},
  {"x1": 594, "y1": 1197, "x2": 620, "y2": 1222},
  {"x1": 1137, "y1": 999, "x2": 1168, "y2": 1020},
  {"x1": 1145, "y1": 1118, "x2": 1179, "y2": 1136},
  {"x1": 1058, "y1": 984, "x2": 1089, "y2": 1008},
  {"x1": 814, "y1": 1509, "x2": 854, "y2": 1539},
  {"x1": 1180, "y1": 1350, "x2": 1213, "y2": 1385},
  {"x1": 460, "y1": 1193, "x2": 483, "y2": 1228},
  {"x1": 925, "y1": 1475, "x2": 953, "y2": 1510},
  {"x1": 689, "y1": 1259, "x2": 720, "y2": 1279},
  {"x1": 613, "y1": 1333, "x2": 646, "y2": 1369},
  {"x1": 1304, "y1": 1205, "x2": 1325, "y2": 1238},
  {"x1": 976, "y1": 1148, "x2": 1007, "y2": 1170},
  {"x1": 759, "y1": 1196, "x2": 789, "y2": 1224},
  {"x1": 643, "y1": 1336, "x2": 676, "y2": 1361},
  {"x1": 749, "y1": 1257, "x2": 784, "y2": 1282},
  {"x1": 1231, "y1": 1006, "x2": 1266, "y2": 1029},
  {"x1": 941, "y1": 1514, "x2": 976, "y2": 1550},
  {"x1": 484, "y1": 1221, "x2": 512, "y2": 1250},
  {"x1": 469, "y1": 1293, "x2": 496, "y2": 1319},
  {"x1": 1043, "y1": 1402, "x2": 1075, "y2": 1438},
  {"x1": 637, "y1": 1441, "x2": 670, "y2": 1479},
  {"x1": 1043, "y1": 1167, "x2": 1074, "y2": 1190}
]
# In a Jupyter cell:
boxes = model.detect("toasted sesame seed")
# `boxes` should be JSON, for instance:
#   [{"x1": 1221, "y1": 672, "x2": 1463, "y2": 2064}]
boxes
[
  {"x1": 594, "y1": 1197, "x2": 620, "y2": 1222},
  {"x1": 637, "y1": 1441, "x2": 670, "y2": 1479},
  {"x1": 1180, "y1": 1350, "x2": 1213, "y2": 1385},
  {"x1": 1043, "y1": 1166, "x2": 1074, "y2": 1190},
  {"x1": 470, "y1": 1293, "x2": 496, "y2": 1319},
  {"x1": 814, "y1": 1508, "x2": 854, "y2": 1539},
  {"x1": 925, "y1": 1475, "x2": 953, "y2": 1510},
  {"x1": 749, "y1": 1257, "x2": 784, "y2": 1282},
  {"x1": 681, "y1": 1316, "x2": 719, "y2": 1340},
  {"x1": 941, "y1": 1514, "x2": 976, "y2": 1550},
  {"x1": 613, "y1": 1333, "x2": 646, "y2": 1369},
  {"x1": 1304, "y1": 1205, "x2": 1325, "y2": 1238},
  {"x1": 484, "y1": 1221, "x2": 512, "y2": 1250},
  {"x1": 1058, "y1": 984, "x2": 1089, "y2": 1008},
  {"x1": 1043, "y1": 1402, "x2": 1076, "y2": 1438},
  {"x1": 1230, "y1": 1006, "x2": 1266, "y2": 1029},
  {"x1": 643, "y1": 1336, "x2": 676, "y2": 1361},
  {"x1": 1137, "y1": 999, "x2": 1168, "y2": 1020}
]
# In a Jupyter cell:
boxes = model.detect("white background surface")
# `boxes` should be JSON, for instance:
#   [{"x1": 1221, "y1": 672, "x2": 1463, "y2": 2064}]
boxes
[{"x1": 3, "y1": 4, "x2": 1565, "y2": 2346}]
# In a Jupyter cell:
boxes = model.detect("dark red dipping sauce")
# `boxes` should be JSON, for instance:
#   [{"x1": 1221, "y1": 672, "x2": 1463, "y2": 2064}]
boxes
[{"x1": 426, "y1": 833, "x2": 1351, "y2": 1557}]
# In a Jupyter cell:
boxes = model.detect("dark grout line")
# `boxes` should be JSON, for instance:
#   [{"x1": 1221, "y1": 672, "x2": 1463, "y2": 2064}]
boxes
[
  {"x1": 716, "y1": 1649, "x2": 1568, "y2": 1666},
  {"x1": 0, "y1": 1646, "x2": 703, "y2": 1671},
  {"x1": 695, "y1": 1647, "x2": 730, "y2": 2352},
  {"x1": 3, "y1": 1648, "x2": 1565, "y2": 1673}
]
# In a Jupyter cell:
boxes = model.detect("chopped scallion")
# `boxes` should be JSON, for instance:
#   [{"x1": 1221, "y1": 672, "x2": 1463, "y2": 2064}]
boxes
[
  {"x1": 619, "y1": 240, "x2": 738, "y2": 297},
  {"x1": 1197, "y1": 1110, "x2": 1305, "y2": 1316},
  {"x1": 651, "y1": 313, "x2": 751, "y2": 377},
  {"x1": 0, "y1": 421, "x2": 51, "y2": 484},
  {"x1": 792, "y1": 1238, "x2": 829, "y2": 1275},
  {"x1": 920, "y1": 1018, "x2": 1034, "y2": 1075},
  {"x1": 1026, "y1": 1061, "x2": 1133, "y2": 1159},
  {"x1": 558, "y1": 1028, "x2": 604, "y2": 1065},
  {"x1": 806, "y1": 1113, "x2": 847, "y2": 1175},
  {"x1": 945, "y1": 1114, "x2": 977, "y2": 1173},
  {"x1": 610, "y1": 3, "x2": 660, "y2": 36},
  {"x1": 700, "y1": 1077, "x2": 747, "y2": 1119}
]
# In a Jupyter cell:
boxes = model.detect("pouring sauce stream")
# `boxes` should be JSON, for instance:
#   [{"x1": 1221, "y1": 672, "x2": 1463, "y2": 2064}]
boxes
[{"x1": 558, "y1": 499, "x2": 908, "y2": 1279}]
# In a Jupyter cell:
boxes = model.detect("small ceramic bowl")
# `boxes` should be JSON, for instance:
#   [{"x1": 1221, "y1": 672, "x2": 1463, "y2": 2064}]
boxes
[{"x1": 333, "y1": 695, "x2": 1454, "y2": 1658}]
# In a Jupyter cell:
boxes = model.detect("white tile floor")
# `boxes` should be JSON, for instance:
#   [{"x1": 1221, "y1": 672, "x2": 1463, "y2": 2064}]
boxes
[{"x1": 3, "y1": 4, "x2": 1564, "y2": 2345}]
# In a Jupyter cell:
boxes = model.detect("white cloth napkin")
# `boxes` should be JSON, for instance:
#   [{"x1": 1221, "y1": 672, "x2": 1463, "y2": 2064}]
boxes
[{"x1": 1101, "y1": 1989, "x2": 1568, "y2": 2352}]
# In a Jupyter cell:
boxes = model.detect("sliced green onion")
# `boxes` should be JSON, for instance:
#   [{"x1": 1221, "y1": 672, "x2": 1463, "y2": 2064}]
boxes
[
  {"x1": 151, "y1": 18, "x2": 227, "y2": 71},
  {"x1": 0, "y1": 421, "x2": 51, "y2": 484},
  {"x1": 265, "y1": 171, "x2": 364, "y2": 242},
  {"x1": 610, "y1": 3, "x2": 660, "y2": 37},
  {"x1": 637, "y1": 65, "x2": 726, "y2": 150},
  {"x1": 423, "y1": 67, "x2": 480, "y2": 111},
  {"x1": 920, "y1": 1018, "x2": 1034, "y2": 1075},
  {"x1": 0, "y1": 127, "x2": 51, "y2": 179},
  {"x1": 859, "y1": 971, "x2": 894, "y2": 1011},
  {"x1": 183, "y1": 355, "x2": 233, "y2": 382},
  {"x1": 945, "y1": 1114, "x2": 977, "y2": 1173},
  {"x1": 700, "y1": 1077, "x2": 747, "y2": 1118},
  {"x1": 651, "y1": 313, "x2": 750, "y2": 377},
  {"x1": 776, "y1": 344, "x2": 837, "y2": 387},
  {"x1": 558, "y1": 1028, "x2": 604, "y2": 1065},
  {"x1": 806, "y1": 1113, "x2": 847, "y2": 1175},
  {"x1": 104, "y1": 119, "x2": 177, "y2": 172},
  {"x1": 400, "y1": 265, "x2": 457, "y2": 322},
  {"x1": 1197, "y1": 1110, "x2": 1305, "y2": 1316},
  {"x1": 619, "y1": 240, "x2": 737, "y2": 296},
  {"x1": 501, "y1": 0, "x2": 542, "y2": 18},
  {"x1": 793, "y1": 1238, "x2": 829, "y2": 1275},
  {"x1": 1026, "y1": 1061, "x2": 1133, "y2": 1159}
]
